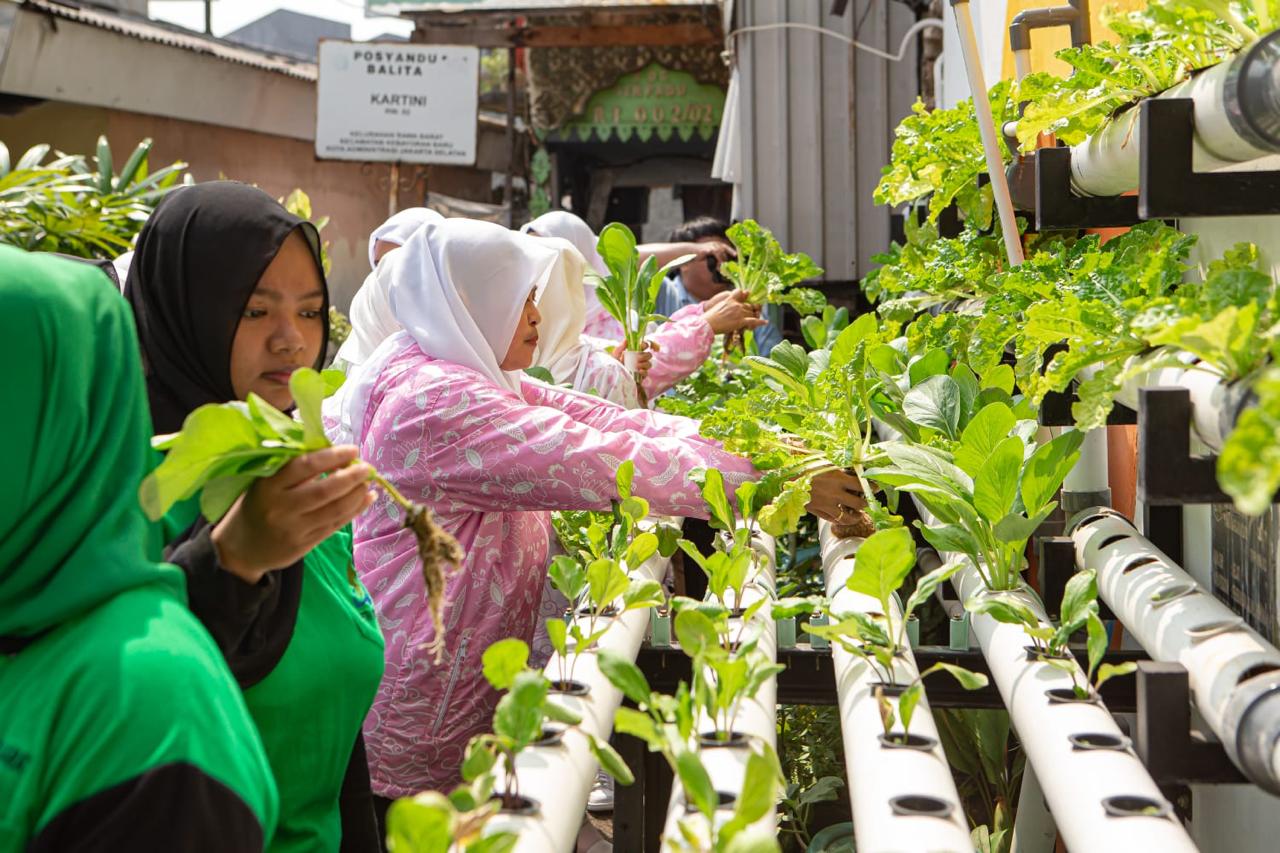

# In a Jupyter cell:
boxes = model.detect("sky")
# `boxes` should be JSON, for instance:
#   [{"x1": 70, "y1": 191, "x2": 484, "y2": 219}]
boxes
[{"x1": 148, "y1": 1, "x2": 415, "y2": 40}]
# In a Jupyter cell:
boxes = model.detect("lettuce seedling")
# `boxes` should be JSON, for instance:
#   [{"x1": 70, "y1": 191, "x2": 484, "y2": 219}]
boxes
[{"x1": 139, "y1": 367, "x2": 462, "y2": 662}]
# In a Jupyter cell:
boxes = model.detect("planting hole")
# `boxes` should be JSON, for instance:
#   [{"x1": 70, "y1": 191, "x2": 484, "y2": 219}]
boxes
[
  {"x1": 1069, "y1": 732, "x2": 1129, "y2": 751},
  {"x1": 870, "y1": 681, "x2": 907, "y2": 699},
  {"x1": 1122, "y1": 556, "x2": 1160, "y2": 575},
  {"x1": 1237, "y1": 663, "x2": 1280, "y2": 686},
  {"x1": 889, "y1": 795, "x2": 954, "y2": 818},
  {"x1": 1099, "y1": 534, "x2": 1131, "y2": 548},
  {"x1": 1151, "y1": 583, "x2": 1196, "y2": 607},
  {"x1": 1102, "y1": 795, "x2": 1170, "y2": 818},
  {"x1": 698, "y1": 730, "x2": 749, "y2": 749},
  {"x1": 1188, "y1": 619, "x2": 1243, "y2": 641},
  {"x1": 548, "y1": 679, "x2": 590, "y2": 697},
  {"x1": 878, "y1": 732, "x2": 938, "y2": 751},
  {"x1": 532, "y1": 727, "x2": 565, "y2": 748},
  {"x1": 683, "y1": 791, "x2": 737, "y2": 813},
  {"x1": 1046, "y1": 687, "x2": 1096, "y2": 705},
  {"x1": 496, "y1": 794, "x2": 540, "y2": 816}
]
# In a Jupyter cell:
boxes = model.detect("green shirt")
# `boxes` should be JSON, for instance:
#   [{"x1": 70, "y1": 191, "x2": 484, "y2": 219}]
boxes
[{"x1": 0, "y1": 583, "x2": 279, "y2": 846}]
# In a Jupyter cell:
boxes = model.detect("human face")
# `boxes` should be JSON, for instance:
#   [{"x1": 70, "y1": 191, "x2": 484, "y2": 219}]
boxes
[
  {"x1": 372, "y1": 239, "x2": 402, "y2": 266},
  {"x1": 499, "y1": 287, "x2": 541, "y2": 370},
  {"x1": 229, "y1": 230, "x2": 326, "y2": 409},
  {"x1": 681, "y1": 235, "x2": 732, "y2": 301}
]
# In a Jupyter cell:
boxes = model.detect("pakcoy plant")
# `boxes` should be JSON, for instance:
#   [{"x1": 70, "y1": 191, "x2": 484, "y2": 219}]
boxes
[
  {"x1": 968, "y1": 569, "x2": 1135, "y2": 700},
  {"x1": 385, "y1": 780, "x2": 516, "y2": 853},
  {"x1": 875, "y1": 659, "x2": 989, "y2": 747},
  {"x1": 139, "y1": 367, "x2": 463, "y2": 663},
  {"x1": 674, "y1": 608, "x2": 785, "y2": 744},
  {"x1": 867, "y1": 401, "x2": 1084, "y2": 592},
  {"x1": 592, "y1": 221, "x2": 693, "y2": 403},
  {"x1": 599, "y1": 650, "x2": 784, "y2": 853},
  {"x1": 468, "y1": 638, "x2": 634, "y2": 811},
  {"x1": 544, "y1": 466, "x2": 672, "y2": 688}
]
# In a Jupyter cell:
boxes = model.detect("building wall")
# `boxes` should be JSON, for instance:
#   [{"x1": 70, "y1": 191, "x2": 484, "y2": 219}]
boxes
[
  {"x1": 731, "y1": 0, "x2": 919, "y2": 284},
  {"x1": 0, "y1": 100, "x2": 498, "y2": 310}
]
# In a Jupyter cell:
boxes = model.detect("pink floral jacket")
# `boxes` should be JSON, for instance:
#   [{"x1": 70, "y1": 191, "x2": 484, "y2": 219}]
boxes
[
  {"x1": 350, "y1": 338, "x2": 756, "y2": 797},
  {"x1": 582, "y1": 303, "x2": 713, "y2": 400}
]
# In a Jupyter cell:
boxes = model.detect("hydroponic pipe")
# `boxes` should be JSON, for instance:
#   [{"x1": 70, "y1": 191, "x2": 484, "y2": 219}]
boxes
[
  {"x1": 818, "y1": 523, "x2": 974, "y2": 853},
  {"x1": 950, "y1": 0, "x2": 1025, "y2": 267},
  {"x1": 1077, "y1": 357, "x2": 1246, "y2": 454},
  {"x1": 1060, "y1": 427, "x2": 1111, "y2": 513},
  {"x1": 1071, "y1": 510, "x2": 1280, "y2": 795},
  {"x1": 485, "y1": 546, "x2": 676, "y2": 851},
  {"x1": 1071, "y1": 29, "x2": 1280, "y2": 198},
  {"x1": 908, "y1": 496, "x2": 1200, "y2": 851},
  {"x1": 660, "y1": 530, "x2": 779, "y2": 844}
]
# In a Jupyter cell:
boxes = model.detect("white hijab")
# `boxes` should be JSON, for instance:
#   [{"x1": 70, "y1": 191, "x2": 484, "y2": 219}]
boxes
[
  {"x1": 339, "y1": 208, "x2": 446, "y2": 368},
  {"x1": 328, "y1": 219, "x2": 565, "y2": 444},
  {"x1": 527, "y1": 235, "x2": 591, "y2": 386},
  {"x1": 521, "y1": 211, "x2": 606, "y2": 276},
  {"x1": 367, "y1": 207, "x2": 442, "y2": 270}
]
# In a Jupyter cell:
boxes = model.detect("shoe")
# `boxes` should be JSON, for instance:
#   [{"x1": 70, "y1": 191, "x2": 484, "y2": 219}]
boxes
[{"x1": 587, "y1": 769, "x2": 614, "y2": 813}]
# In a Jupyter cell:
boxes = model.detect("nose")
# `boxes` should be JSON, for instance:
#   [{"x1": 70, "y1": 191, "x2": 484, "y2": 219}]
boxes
[
  {"x1": 269, "y1": 313, "x2": 306, "y2": 355},
  {"x1": 528, "y1": 303, "x2": 541, "y2": 327}
]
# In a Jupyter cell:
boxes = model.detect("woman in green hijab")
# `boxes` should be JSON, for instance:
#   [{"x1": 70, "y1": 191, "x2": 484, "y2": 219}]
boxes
[{"x1": 0, "y1": 247, "x2": 278, "y2": 849}]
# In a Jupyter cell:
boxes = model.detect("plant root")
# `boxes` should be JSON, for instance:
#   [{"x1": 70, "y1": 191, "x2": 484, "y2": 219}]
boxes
[{"x1": 406, "y1": 502, "x2": 464, "y2": 664}]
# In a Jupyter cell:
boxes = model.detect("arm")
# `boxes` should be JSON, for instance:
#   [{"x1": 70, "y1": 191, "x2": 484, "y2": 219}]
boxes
[
  {"x1": 522, "y1": 376, "x2": 706, "y2": 441},
  {"x1": 377, "y1": 371, "x2": 758, "y2": 518},
  {"x1": 643, "y1": 309, "x2": 715, "y2": 397}
]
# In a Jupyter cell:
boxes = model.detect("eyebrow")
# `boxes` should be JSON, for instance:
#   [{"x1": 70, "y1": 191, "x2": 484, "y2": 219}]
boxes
[{"x1": 252, "y1": 287, "x2": 326, "y2": 301}]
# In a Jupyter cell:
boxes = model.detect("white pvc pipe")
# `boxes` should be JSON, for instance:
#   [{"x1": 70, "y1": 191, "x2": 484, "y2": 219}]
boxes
[
  {"x1": 1061, "y1": 427, "x2": 1110, "y2": 498},
  {"x1": 661, "y1": 531, "x2": 779, "y2": 843},
  {"x1": 819, "y1": 523, "x2": 974, "y2": 852},
  {"x1": 910, "y1": 500, "x2": 1200, "y2": 852},
  {"x1": 951, "y1": 0, "x2": 1024, "y2": 267},
  {"x1": 1072, "y1": 511, "x2": 1280, "y2": 793},
  {"x1": 1077, "y1": 357, "x2": 1240, "y2": 454},
  {"x1": 486, "y1": 547, "x2": 675, "y2": 851},
  {"x1": 1070, "y1": 58, "x2": 1277, "y2": 198}
]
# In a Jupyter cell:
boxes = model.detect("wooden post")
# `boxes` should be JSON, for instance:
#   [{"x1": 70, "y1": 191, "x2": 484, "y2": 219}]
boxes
[
  {"x1": 204, "y1": 0, "x2": 212, "y2": 34},
  {"x1": 505, "y1": 45, "x2": 516, "y2": 227},
  {"x1": 388, "y1": 161, "x2": 400, "y2": 218}
]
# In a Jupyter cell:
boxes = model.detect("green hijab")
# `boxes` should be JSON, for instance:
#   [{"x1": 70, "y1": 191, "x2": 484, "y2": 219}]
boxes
[{"x1": 0, "y1": 246, "x2": 182, "y2": 640}]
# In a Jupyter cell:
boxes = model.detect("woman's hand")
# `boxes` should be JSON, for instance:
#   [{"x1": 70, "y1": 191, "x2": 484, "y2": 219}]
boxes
[
  {"x1": 211, "y1": 445, "x2": 376, "y2": 585},
  {"x1": 805, "y1": 469, "x2": 868, "y2": 524},
  {"x1": 702, "y1": 290, "x2": 767, "y2": 336},
  {"x1": 612, "y1": 341, "x2": 655, "y2": 380}
]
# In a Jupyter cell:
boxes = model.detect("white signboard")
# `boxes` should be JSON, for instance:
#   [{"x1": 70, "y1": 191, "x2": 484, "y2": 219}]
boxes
[{"x1": 316, "y1": 42, "x2": 480, "y2": 165}]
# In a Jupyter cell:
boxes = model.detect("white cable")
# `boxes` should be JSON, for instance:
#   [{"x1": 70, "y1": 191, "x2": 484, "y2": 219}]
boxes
[{"x1": 727, "y1": 18, "x2": 944, "y2": 63}]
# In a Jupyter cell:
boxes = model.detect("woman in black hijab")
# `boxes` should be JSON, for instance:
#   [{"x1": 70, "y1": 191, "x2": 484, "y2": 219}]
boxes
[{"x1": 125, "y1": 182, "x2": 386, "y2": 853}]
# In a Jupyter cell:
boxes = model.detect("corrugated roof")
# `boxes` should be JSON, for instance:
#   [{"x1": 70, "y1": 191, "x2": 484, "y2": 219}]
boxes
[{"x1": 19, "y1": 0, "x2": 318, "y2": 80}]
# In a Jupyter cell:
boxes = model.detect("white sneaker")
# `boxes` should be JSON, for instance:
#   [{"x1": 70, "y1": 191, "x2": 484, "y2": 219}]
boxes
[{"x1": 587, "y1": 769, "x2": 615, "y2": 812}]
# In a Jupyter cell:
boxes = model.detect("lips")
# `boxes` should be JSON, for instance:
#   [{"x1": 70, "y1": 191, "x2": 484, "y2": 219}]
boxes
[
  {"x1": 525, "y1": 334, "x2": 540, "y2": 346},
  {"x1": 262, "y1": 367, "x2": 299, "y2": 384}
]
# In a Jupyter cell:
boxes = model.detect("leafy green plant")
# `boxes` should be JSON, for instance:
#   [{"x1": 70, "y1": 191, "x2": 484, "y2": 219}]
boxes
[
  {"x1": 674, "y1": 608, "x2": 786, "y2": 742},
  {"x1": 678, "y1": 468, "x2": 776, "y2": 612},
  {"x1": 385, "y1": 783, "x2": 516, "y2": 853},
  {"x1": 600, "y1": 650, "x2": 783, "y2": 853},
  {"x1": 935, "y1": 709, "x2": 1023, "y2": 853},
  {"x1": 470, "y1": 639, "x2": 633, "y2": 807},
  {"x1": 139, "y1": 367, "x2": 462, "y2": 662},
  {"x1": 719, "y1": 219, "x2": 826, "y2": 317},
  {"x1": 875, "y1": 661, "x2": 989, "y2": 745},
  {"x1": 593, "y1": 222, "x2": 692, "y2": 402},
  {"x1": 867, "y1": 408, "x2": 1083, "y2": 591},
  {"x1": 0, "y1": 136, "x2": 188, "y2": 258}
]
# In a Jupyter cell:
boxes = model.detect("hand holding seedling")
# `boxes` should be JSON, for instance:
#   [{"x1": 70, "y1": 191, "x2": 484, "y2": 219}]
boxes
[
  {"x1": 702, "y1": 290, "x2": 767, "y2": 336},
  {"x1": 805, "y1": 469, "x2": 868, "y2": 525},
  {"x1": 611, "y1": 341, "x2": 654, "y2": 379},
  {"x1": 211, "y1": 445, "x2": 375, "y2": 584}
]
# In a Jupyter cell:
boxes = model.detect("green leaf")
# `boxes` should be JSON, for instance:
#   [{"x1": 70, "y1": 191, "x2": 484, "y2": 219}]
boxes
[
  {"x1": 1086, "y1": 610, "x2": 1108, "y2": 681},
  {"x1": 598, "y1": 648, "x2": 652, "y2": 705},
  {"x1": 723, "y1": 830, "x2": 782, "y2": 853},
  {"x1": 587, "y1": 558, "x2": 629, "y2": 611},
  {"x1": 1095, "y1": 661, "x2": 1137, "y2": 690},
  {"x1": 587, "y1": 733, "x2": 635, "y2": 785},
  {"x1": 904, "y1": 374, "x2": 962, "y2": 439},
  {"x1": 385, "y1": 792, "x2": 455, "y2": 852},
  {"x1": 288, "y1": 367, "x2": 341, "y2": 450},
  {"x1": 908, "y1": 348, "x2": 950, "y2": 384},
  {"x1": 1061, "y1": 569, "x2": 1098, "y2": 627},
  {"x1": 616, "y1": 459, "x2": 635, "y2": 500},
  {"x1": 974, "y1": 436, "x2": 1025, "y2": 524},
  {"x1": 697, "y1": 468, "x2": 737, "y2": 531},
  {"x1": 955, "y1": 402, "x2": 1017, "y2": 477},
  {"x1": 622, "y1": 578, "x2": 666, "y2": 611},
  {"x1": 548, "y1": 555, "x2": 587, "y2": 602},
  {"x1": 928, "y1": 661, "x2": 990, "y2": 691},
  {"x1": 898, "y1": 682, "x2": 923, "y2": 735},
  {"x1": 674, "y1": 609, "x2": 720, "y2": 659},
  {"x1": 849, "y1": 527, "x2": 917, "y2": 612},
  {"x1": 1020, "y1": 430, "x2": 1085, "y2": 515},
  {"x1": 904, "y1": 560, "x2": 965, "y2": 618},
  {"x1": 917, "y1": 522, "x2": 981, "y2": 559},
  {"x1": 545, "y1": 618, "x2": 568, "y2": 658},
  {"x1": 461, "y1": 738, "x2": 497, "y2": 782},
  {"x1": 967, "y1": 594, "x2": 1040, "y2": 631},
  {"x1": 481, "y1": 638, "x2": 529, "y2": 691},
  {"x1": 992, "y1": 503, "x2": 1057, "y2": 544},
  {"x1": 613, "y1": 707, "x2": 662, "y2": 748},
  {"x1": 492, "y1": 671, "x2": 548, "y2": 746},
  {"x1": 675, "y1": 749, "x2": 718, "y2": 820},
  {"x1": 623, "y1": 532, "x2": 659, "y2": 570}
]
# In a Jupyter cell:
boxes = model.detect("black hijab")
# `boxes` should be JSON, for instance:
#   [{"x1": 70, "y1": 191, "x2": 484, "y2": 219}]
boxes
[
  {"x1": 125, "y1": 181, "x2": 329, "y2": 434},
  {"x1": 125, "y1": 181, "x2": 328, "y2": 689}
]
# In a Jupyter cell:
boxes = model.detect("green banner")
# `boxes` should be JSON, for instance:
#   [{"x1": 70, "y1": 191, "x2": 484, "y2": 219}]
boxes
[{"x1": 559, "y1": 63, "x2": 724, "y2": 143}]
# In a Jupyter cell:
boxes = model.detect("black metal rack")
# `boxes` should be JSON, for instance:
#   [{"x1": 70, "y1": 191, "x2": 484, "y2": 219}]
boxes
[{"x1": 1034, "y1": 146, "x2": 1141, "y2": 231}]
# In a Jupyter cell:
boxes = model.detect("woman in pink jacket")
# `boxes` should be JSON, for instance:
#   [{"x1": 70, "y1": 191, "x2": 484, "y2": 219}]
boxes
[{"x1": 332, "y1": 219, "x2": 863, "y2": 812}]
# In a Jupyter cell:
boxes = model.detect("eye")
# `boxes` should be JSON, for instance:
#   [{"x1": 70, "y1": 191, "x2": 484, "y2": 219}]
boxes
[
  {"x1": 300, "y1": 309, "x2": 323, "y2": 320},
  {"x1": 242, "y1": 306, "x2": 267, "y2": 319}
]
